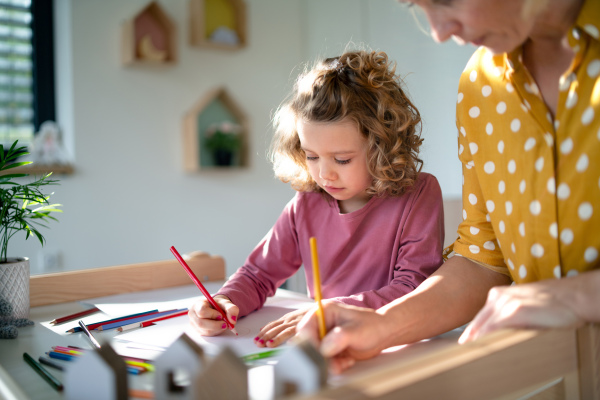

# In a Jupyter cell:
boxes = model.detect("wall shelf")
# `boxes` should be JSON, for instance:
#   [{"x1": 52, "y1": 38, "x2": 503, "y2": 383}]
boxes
[
  {"x1": 121, "y1": 1, "x2": 177, "y2": 66},
  {"x1": 188, "y1": 0, "x2": 247, "y2": 50},
  {"x1": 182, "y1": 87, "x2": 249, "y2": 171}
]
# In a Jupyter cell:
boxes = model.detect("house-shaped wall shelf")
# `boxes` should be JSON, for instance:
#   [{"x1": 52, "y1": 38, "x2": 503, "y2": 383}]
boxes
[
  {"x1": 121, "y1": 1, "x2": 177, "y2": 65},
  {"x1": 183, "y1": 87, "x2": 249, "y2": 171},
  {"x1": 188, "y1": 0, "x2": 247, "y2": 50}
]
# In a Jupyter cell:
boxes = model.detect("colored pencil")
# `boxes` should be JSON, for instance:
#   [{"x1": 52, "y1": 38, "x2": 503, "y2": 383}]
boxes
[
  {"x1": 241, "y1": 349, "x2": 281, "y2": 362},
  {"x1": 170, "y1": 246, "x2": 238, "y2": 335},
  {"x1": 23, "y1": 353, "x2": 63, "y2": 391},
  {"x1": 67, "y1": 309, "x2": 160, "y2": 333},
  {"x1": 50, "y1": 306, "x2": 100, "y2": 325},
  {"x1": 56, "y1": 346, "x2": 154, "y2": 365},
  {"x1": 309, "y1": 237, "x2": 327, "y2": 340},
  {"x1": 117, "y1": 309, "x2": 188, "y2": 332},
  {"x1": 79, "y1": 320, "x2": 101, "y2": 349},
  {"x1": 98, "y1": 308, "x2": 187, "y2": 331},
  {"x1": 46, "y1": 351, "x2": 150, "y2": 374},
  {"x1": 47, "y1": 351, "x2": 76, "y2": 361},
  {"x1": 51, "y1": 347, "x2": 153, "y2": 371},
  {"x1": 38, "y1": 356, "x2": 65, "y2": 371}
]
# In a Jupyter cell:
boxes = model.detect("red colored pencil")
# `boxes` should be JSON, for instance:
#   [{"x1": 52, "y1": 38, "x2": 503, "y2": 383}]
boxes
[
  {"x1": 140, "y1": 309, "x2": 188, "y2": 328},
  {"x1": 170, "y1": 246, "x2": 238, "y2": 335},
  {"x1": 50, "y1": 307, "x2": 100, "y2": 325}
]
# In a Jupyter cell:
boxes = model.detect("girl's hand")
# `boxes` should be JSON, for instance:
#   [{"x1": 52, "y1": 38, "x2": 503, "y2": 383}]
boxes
[
  {"x1": 297, "y1": 302, "x2": 389, "y2": 374},
  {"x1": 458, "y1": 280, "x2": 585, "y2": 344},
  {"x1": 188, "y1": 295, "x2": 239, "y2": 336},
  {"x1": 253, "y1": 308, "x2": 310, "y2": 348}
]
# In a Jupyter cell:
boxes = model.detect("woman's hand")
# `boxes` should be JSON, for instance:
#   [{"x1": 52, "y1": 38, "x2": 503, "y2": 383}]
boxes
[
  {"x1": 297, "y1": 302, "x2": 389, "y2": 374},
  {"x1": 458, "y1": 275, "x2": 593, "y2": 344},
  {"x1": 253, "y1": 307, "x2": 311, "y2": 348},
  {"x1": 188, "y1": 295, "x2": 239, "y2": 336}
]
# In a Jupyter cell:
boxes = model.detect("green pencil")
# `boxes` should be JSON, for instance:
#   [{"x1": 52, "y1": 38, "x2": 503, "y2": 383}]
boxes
[
  {"x1": 23, "y1": 352, "x2": 64, "y2": 391},
  {"x1": 241, "y1": 349, "x2": 281, "y2": 362}
]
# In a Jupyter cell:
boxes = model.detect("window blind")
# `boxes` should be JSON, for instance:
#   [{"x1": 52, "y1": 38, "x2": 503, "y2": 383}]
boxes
[{"x1": 0, "y1": 0, "x2": 33, "y2": 147}]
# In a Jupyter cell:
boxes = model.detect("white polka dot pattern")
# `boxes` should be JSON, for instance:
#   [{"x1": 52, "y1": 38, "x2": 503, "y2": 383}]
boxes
[{"x1": 452, "y1": 19, "x2": 600, "y2": 284}]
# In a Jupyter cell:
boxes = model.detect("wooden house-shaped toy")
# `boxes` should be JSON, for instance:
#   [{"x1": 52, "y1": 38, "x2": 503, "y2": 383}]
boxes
[
  {"x1": 196, "y1": 346, "x2": 248, "y2": 400},
  {"x1": 182, "y1": 87, "x2": 249, "y2": 171},
  {"x1": 121, "y1": 1, "x2": 177, "y2": 65},
  {"x1": 153, "y1": 333, "x2": 207, "y2": 400},
  {"x1": 189, "y1": 0, "x2": 247, "y2": 50},
  {"x1": 274, "y1": 339, "x2": 328, "y2": 397},
  {"x1": 64, "y1": 344, "x2": 128, "y2": 400}
]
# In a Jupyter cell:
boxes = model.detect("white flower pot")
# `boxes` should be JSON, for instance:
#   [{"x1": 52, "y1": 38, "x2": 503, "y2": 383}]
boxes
[{"x1": 0, "y1": 257, "x2": 30, "y2": 319}]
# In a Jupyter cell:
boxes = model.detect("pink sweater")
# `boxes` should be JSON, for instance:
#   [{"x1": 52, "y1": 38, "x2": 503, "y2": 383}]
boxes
[{"x1": 218, "y1": 173, "x2": 445, "y2": 317}]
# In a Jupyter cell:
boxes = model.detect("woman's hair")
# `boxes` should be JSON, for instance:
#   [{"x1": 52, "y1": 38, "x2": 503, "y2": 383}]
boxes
[{"x1": 270, "y1": 50, "x2": 423, "y2": 197}]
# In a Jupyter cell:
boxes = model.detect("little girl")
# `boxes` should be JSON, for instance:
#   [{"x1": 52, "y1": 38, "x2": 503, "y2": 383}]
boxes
[{"x1": 189, "y1": 50, "x2": 445, "y2": 347}]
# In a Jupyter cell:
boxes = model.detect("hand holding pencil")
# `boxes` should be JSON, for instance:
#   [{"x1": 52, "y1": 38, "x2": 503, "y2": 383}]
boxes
[
  {"x1": 188, "y1": 295, "x2": 240, "y2": 336},
  {"x1": 170, "y1": 246, "x2": 239, "y2": 336}
]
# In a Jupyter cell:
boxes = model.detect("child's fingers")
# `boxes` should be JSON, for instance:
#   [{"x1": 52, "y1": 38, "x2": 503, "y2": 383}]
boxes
[
  {"x1": 215, "y1": 298, "x2": 239, "y2": 327},
  {"x1": 190, "y1": 299, "x2": 227, "y2": 320},
  {"x1": 265, "y1": 326, "x2": 296, "y2": 347},
  {"x1": 254, "y1": 308, "x2": 308, "y2": 347},
  {"x1": 188, "y1": 299, "x2": 231, "y2": 336}
]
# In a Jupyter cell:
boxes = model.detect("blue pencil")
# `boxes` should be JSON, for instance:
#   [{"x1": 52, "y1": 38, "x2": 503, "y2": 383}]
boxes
[
  {"x1": 47, "y1": 351, "x2": 76, "y2": 362},
  {"x1": 96, "y1": 308, "x2": 188, "y2": 331}
]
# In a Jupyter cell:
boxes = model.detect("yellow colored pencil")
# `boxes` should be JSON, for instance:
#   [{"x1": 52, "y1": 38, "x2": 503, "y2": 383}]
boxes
[{"x1": 309, "y1": 237, "x2": 327, "y2": 339}]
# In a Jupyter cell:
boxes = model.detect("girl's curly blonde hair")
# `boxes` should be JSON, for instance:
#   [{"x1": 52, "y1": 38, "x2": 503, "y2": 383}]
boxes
[{"x1": 270, "y1": 50, "x2": 423, "y2": 197}]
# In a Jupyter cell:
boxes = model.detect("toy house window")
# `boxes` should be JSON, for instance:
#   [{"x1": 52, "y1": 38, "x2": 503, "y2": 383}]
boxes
[{"x1": 0, "y1": 0, "x2": 55, "y2": 148}]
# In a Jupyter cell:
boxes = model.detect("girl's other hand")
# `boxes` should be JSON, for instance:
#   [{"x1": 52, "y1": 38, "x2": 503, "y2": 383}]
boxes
[
  {"x1": 254, "y1": 307, "x2": 310, "y2": 348},
  {"x1": 188, "y1": 295, "x2": 239, "y2": 336}
]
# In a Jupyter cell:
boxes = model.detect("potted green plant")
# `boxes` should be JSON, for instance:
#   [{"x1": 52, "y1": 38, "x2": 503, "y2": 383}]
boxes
[
  {"x1": 0, "y1": 140, "x2": 62, "y2": 318},
  {"x1": 204, "y1": 121, "x2": 242, "y2": 166}
]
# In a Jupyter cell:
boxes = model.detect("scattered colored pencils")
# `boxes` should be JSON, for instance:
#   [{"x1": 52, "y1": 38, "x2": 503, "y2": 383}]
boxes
[
  {"x1": 309, "y1": 237, "x2": 327, "y2": 340},
  {"x1": 97, "y1": 308, "x2": 187, "y2": 331},
  {"x1": 23, "y1": 352, "x2": 63, "y2": 391},
  {"x1": 46, "y1": 349, "x2": 152, "y2": 374},
  {"x1": 117, "y1": 309, "x2": 188, "y2": 332},
  {"x1": 170, "y1": 246, "x2": 238, "y2": 335},
  {"x1": 66, "y1": 309, "x2": 159, "y2": 333},
  {"x1": 50, "y1": 307, "x2": 100, "y2": 325}
]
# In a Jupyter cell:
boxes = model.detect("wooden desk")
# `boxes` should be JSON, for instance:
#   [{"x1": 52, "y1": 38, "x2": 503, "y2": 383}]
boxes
[{"x1": 1, "y1": 254, "x2": 598, "y2": 400}]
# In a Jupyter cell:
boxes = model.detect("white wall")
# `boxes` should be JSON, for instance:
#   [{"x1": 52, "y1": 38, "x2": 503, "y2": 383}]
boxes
[{"x1": 13, "y1": 0, "x2": 473, "y2": 276}]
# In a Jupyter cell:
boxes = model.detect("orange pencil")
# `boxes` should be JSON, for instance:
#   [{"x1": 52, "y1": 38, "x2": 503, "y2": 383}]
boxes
[{"x1": 309, "y1": 237, "x2": 327, "y2": 339}]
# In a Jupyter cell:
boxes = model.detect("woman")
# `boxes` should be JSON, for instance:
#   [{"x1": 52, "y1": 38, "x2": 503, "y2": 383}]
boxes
[{"x1": 297, "y1": 0, "x2": 600, "y2": 374}]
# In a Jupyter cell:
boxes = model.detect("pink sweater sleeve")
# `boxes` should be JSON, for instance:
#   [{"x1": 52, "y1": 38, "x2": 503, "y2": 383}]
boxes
[
  {"x1": 216, "y1": 197, "x2": 303, "y2": 317},
  {"x1": 330, "y1": 176, "x2": 445, "y2": 309}
]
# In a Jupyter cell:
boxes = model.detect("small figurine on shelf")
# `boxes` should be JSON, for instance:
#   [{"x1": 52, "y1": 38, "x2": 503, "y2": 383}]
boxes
[
  {"x1": 204, "y1": 121, "x2": 242, "y2": 166},
  {"x1": 29, "y1": 121, "x2": 70, "y2": 165}
]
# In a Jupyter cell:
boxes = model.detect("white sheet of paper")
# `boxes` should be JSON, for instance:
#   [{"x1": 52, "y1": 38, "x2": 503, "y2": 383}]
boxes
[
  {"x1": 65, "y1": 282, "x2": 315, "y2": 358},
  {"x1": 114, "y1": 293, "x2": 315, "y2": 357}
]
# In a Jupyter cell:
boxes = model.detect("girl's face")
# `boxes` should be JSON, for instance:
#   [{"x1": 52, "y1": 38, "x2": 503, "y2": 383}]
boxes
[
  {"x1": 297, "y1": 119, "x2": 373, "y2": 214},
  {"x1": 403, "y1": 0, "x2": 536, "y2": 54}
]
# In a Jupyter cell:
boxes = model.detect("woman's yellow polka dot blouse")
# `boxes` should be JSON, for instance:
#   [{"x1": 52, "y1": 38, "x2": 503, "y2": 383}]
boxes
[{"x1": 452, "y1": 0, "x2": 600, "y2": 283}]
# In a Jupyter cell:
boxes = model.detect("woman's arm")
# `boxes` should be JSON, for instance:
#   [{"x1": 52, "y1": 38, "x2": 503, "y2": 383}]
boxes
[{"x1": 298, "y1": 255, "x2": 510, "y2": 373}]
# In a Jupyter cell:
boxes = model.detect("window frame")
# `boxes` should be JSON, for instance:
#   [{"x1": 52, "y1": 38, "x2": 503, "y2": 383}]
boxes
[{"x1": 30, "y1": 0, "x2": 55, "y2": 133}]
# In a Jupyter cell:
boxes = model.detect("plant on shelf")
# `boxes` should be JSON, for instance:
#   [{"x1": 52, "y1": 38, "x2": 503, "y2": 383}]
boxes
[
  {"x1": 204, "y1": 121, "x2": 242, "y2": 166},
  {"x1": 0, "y1": 141, "x2": 62, "y2": 263}
]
